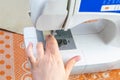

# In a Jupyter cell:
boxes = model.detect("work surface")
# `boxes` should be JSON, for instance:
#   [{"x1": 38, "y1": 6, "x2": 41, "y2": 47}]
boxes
[{"x1": 0, "y1": 30, "x2": 120, "y2": 80}]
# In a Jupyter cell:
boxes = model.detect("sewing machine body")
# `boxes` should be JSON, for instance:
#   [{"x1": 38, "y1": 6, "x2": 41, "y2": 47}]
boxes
[{"x1": 24, "y1": 0, "x2": 120, "y2": 74}]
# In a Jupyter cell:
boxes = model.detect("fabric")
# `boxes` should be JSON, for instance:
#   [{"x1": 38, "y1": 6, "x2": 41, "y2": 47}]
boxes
[{"x1": 0, "y1": 30, "x2": 120, "y2": 80}]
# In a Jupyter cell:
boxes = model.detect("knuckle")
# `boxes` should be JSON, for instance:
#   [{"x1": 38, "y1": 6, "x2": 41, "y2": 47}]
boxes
[{"x1": 37, "y1": 42, "x2": 43, "y2": 47}]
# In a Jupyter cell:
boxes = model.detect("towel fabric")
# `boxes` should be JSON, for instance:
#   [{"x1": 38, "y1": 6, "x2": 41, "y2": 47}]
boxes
[{"x1": 0, "y1": 30, "x2": 120, "y2": 80}]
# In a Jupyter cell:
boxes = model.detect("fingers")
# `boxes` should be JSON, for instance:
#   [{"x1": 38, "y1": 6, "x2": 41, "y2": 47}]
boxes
[
  {"x1": 26, "y1": 42, "x2": 36, "y2": 64},
  {"x1": 65, "y1": 56, "x2": 80, "y2": 76},
  {"x1": 37, "y1": 42, "x2": 44, "y2": 59},
  {"x1": 45, "y1": 35, "x2": 59, "y2": 54}
]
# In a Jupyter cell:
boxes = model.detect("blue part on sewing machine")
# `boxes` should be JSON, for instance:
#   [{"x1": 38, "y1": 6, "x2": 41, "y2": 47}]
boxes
[{"x1": 79, "y1": 0, "x2": 120, "y2": 13}]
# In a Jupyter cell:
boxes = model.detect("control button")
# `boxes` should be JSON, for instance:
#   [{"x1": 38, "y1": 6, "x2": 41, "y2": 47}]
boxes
[
  {"x1": 63, "y1": 39, "x2": 67, "y2": 45},
  {"x1": 57, "y1": 39, "x2": 62, "y2": 47}
]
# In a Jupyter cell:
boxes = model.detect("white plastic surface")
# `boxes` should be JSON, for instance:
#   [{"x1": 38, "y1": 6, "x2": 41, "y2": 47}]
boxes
[
  {"x1": 30, "y1": 0, "x2": 68, "y2": 30},
  {"x1": 70, "y1": 33, "x2": 120, "y2": 74},
  {"x1": 30, "y1": 0, "x2": 48, "y2": 24},
  {"x1": 24, "y1": 27, "x2": 38, "y2": 58}
]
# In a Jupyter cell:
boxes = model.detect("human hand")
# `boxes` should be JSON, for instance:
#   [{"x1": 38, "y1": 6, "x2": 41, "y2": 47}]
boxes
[{"x1": 26, "y1": 35, "x2": 80, "y2": 80}]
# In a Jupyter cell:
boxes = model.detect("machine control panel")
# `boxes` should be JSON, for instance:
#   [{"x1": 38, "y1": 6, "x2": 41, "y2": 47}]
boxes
[
  {"x1": 79, "y1": 0, "x2": 120, "y2": 13},
  {"x1": 52, "y1": 30, "x2": 76, "y2": 50}
]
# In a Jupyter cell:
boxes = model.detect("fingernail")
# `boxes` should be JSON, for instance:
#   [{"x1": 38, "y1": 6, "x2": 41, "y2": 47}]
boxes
[
  {"x1": 75, "y1": 56, "x2": 80, "y2": 62},
  {"x1": 46, "y1": 35, "x2": 51, "y2": 40},
  {"x1": 47, "y1": 35, "x2": 51, "y2": 38}
]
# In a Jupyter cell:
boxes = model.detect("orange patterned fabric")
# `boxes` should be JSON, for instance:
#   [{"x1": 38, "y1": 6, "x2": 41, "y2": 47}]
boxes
[{"x1": 0, "y1": 30, "x2": 120, "y2": 80}]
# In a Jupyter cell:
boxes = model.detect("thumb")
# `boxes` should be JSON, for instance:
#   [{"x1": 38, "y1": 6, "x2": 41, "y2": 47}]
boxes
[{"x1": 65, "y1": 56, "x2": 80, "y2": 76}]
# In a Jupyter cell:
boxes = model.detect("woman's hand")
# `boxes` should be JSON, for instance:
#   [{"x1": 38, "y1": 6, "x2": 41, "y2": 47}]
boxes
[{"x1": 26, "y1": 35, "x2": 80, "y2": 80}]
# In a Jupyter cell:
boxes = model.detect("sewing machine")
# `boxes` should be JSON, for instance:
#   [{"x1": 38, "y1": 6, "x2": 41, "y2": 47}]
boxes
[{"x1": 24, "y1": 0, "x2": 120, "y2": 74}]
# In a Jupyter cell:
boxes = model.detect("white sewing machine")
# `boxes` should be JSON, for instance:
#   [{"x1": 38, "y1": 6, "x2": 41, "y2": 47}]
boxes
[{"x1": 24, "y1": 0, "x2": 120, "y2": 74}]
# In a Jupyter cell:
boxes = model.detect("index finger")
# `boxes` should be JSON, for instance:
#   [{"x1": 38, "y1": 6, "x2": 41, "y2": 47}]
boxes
[{"x1": 45, "y1": 35, "x2": 60, "y2": 55}]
